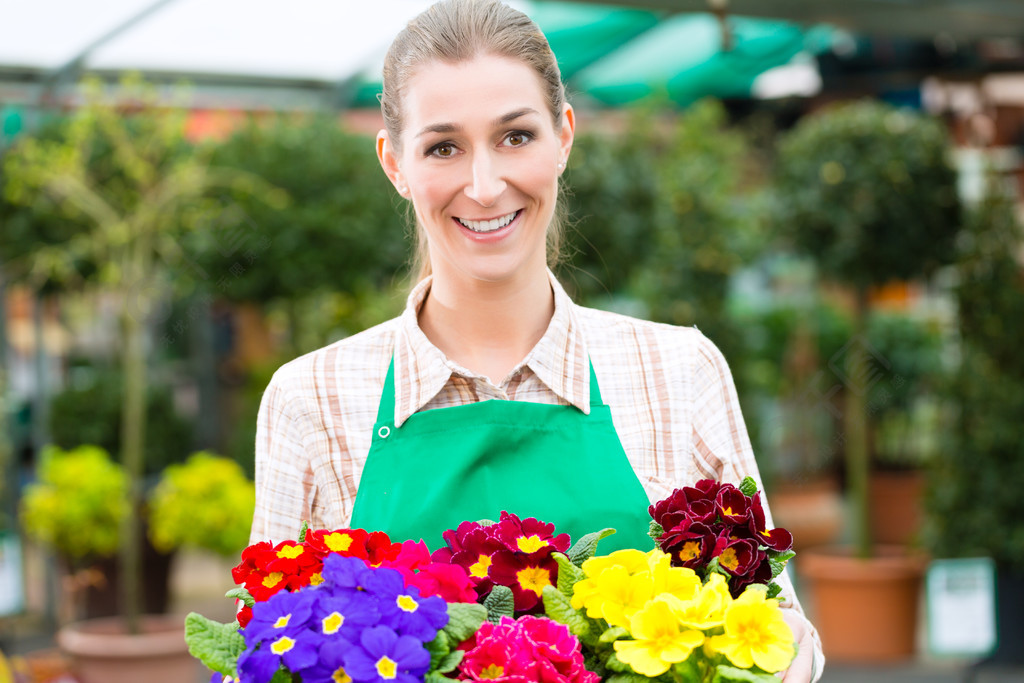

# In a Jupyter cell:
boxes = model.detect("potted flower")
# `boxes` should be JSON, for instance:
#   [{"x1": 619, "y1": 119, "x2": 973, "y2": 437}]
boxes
[
  {"x1": 773, "y1": 99, "x2": 961, "y2": 661},
  {"x1": 148, "y1": 450, "x2": 255, "y2": 558},
  {"x1": 19, "y1": 444, "x2": 128, "y2": 622}
]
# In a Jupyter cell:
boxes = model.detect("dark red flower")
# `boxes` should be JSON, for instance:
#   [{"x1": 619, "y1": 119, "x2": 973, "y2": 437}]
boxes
[
  {"x1": 489, "y1": 550, "x2": 559, "y2": 613},
  {"x1": 716, "y1": 486, "x2": 752, "y2": 526},
  {"x1": 494, "y1": 512, "x2": 570, "y2": 556},
  {"x1": 747, "y1": 497, "x2": 794, "y2": 552},
  {"x1": 659, "y1": 519, "x2": 715, "y2": 570}
]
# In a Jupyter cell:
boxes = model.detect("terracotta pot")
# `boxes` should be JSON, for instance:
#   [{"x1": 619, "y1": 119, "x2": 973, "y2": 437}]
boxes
[
  {"x1": 57, "y1": 614, "x2": 201, "y2": 683},
  {"x1": 798, "y1": 546, "x2": 927, "y2": 662},
  {"x1": 868, "y1": 469, "x2": 925, "y2": 546},
  {"x1": 767, "y1": 478, "x2": 844, "y2": 551}
]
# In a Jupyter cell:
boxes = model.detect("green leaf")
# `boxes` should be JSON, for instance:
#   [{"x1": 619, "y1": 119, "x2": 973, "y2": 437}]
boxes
[
  {"x1": 425, "y1": 673, "x2": 453, "y2": 683},
  {"x1": 437, "y1": 649, "x2": 464, "y2": 674},
  {"x1": 567, "y1": 528, "x2": 616, "y2": 566},
  {"x1": 224, "y1": 587, "x2": 254, "y2": 608},
  {"x1": 542, "y1": 585, "x2": 589, "y2": 638},
  {"x1": 183, "y1": 612, "x2": 245, "y2": 676},
  {"x1": 442, "y1": 602, "x2": 487, "y2": 645},
  {"x1": 483, "y1": 585, "x2": 515, "y2": 624},
  {"x1": 603, "y1": 652, "x2": 633, "y2": 673},
  {"x1": 476, "y1": 519, "x2": 497, "y2": 527},
  {"x1": 553, "y1": 553, "x2": 585, "y2": 597},
  {"x1": 739, "y1": 476, "x2": 759, "y2": 498},
  {"x1": 297, "y1": 520, "x2": 310, "y2": 543},
  {"x1": 598, "y1": 626, "x2": 629, "y2": 643},
  {"x1": 768, "y1": 550, "x2": 796, "y2": 579},
  {"x1": 648, "y1": 520, "x2": 664, "y2": 543},
  {"x1": 766, "y1": 581, "x2": 782, "y2": 600},
  {"x1": 712, "y1": 664, "x2": 781, "y2": 682},
  {"x1": 605, "y1": 674, "x2": 654, "y2": 683},
  {"x1": 268, "y1": 671, "x2": 294, "y2": 683},
  {"x1": 425, "y1": 631, "x2": 451, "y2": 669}
]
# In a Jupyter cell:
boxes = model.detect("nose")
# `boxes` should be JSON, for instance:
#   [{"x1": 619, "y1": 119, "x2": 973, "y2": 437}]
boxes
[{"x1": 463, "y1": 151, "x2": 506, "y2": 207}]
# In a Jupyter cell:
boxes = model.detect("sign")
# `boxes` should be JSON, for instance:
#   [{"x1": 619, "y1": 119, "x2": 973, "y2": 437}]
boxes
[{"x1": 926, "y1": 557, "x2": 997, "y2": 657}]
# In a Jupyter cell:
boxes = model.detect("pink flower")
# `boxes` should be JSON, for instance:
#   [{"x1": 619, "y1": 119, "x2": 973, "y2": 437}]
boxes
[{"x1": 458, "y1": 617, "x2": 597, "y2": 683}]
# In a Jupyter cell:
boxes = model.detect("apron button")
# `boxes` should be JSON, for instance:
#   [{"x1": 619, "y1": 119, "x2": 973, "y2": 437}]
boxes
[{"x1": 378, "y1": 425, "x2": 391, "y2": 439}]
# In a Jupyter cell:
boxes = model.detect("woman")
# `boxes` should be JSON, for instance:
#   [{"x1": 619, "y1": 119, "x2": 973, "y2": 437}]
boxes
[{"x1": 251, "y1": 0, "x2": 822, "y2": 679}]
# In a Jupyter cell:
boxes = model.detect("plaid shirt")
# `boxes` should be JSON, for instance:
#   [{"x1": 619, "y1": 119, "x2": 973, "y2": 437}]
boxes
[{"x1": 252, "y1": 270, "x2": 823, "y2": 677}]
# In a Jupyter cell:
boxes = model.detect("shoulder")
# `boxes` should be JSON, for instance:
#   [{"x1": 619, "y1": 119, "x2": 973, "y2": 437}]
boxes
[
  {"x1": 264, "y1": 316, "x2": 400, "y2": 409},
  {"x1": 574, "y1": 303, "x2": 729, "y2": 375}
]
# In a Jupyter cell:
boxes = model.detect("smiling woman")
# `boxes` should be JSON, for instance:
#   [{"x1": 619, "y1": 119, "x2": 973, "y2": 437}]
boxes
[{"x1": 249, "y1": 1, "x2": 823, "y2": 680}]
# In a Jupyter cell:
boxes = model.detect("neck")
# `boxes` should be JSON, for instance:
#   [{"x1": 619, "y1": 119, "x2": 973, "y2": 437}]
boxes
[{"x1": 418, "y1": 266, "x2": 555, "y2": 383}]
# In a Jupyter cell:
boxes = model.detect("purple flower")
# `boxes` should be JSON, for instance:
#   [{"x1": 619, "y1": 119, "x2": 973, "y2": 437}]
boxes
[
  {"x1": 321, "y1": 553, "x2": 373, "y2": 593},
  {"x1": 300, "y1": 638, "x2": 355, "y2": 683},
  {"x1": 312, "y1": 591, "x2": 381, "y2": 641},
  {"x1": 242, "y1": 588, "x2": 315, "y2": 647},
  {"x1": 361, "y1": 565, "x2": 448, "y2": 642},
  {"x1": 236, "y1": 630, "x2": 318, "y2": 683},
  {"x1": 344, "y1": 625, "x2": 431, "y2": 683}
]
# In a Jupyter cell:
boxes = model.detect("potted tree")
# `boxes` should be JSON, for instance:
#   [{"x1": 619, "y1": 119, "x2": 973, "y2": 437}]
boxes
[
  {"x1": 773, "y1": 100, "x2": 962, "y2": 661},
  {"x1": 925, "y1": 180, "x2": 1024, "y2": 666},
  {"x1": 2, "y1": 76, "x2": 277, "y2": 678}
]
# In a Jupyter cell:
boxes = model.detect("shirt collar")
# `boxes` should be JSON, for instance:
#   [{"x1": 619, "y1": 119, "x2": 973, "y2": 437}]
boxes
[{"x1": 391, "y1": 270, "x2": 591, "y2": 427}]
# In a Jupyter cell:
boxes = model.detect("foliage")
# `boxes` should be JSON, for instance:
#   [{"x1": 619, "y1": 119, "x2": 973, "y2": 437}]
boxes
[
  {"x1": 774, "y1": 99, "x2": 961, "y2": 289},
  {"x1": 48, "y1": 362, "x2": 193, "y2": 476},
  {"x1": 773, "y1": 99, "x2": 962, "y2": 558},
  {"x1": 190, "y1": 114, "x2": 408, "y2": 304},
  {"x1": 148, "y1": 451, "x2": 255, "y2": 556},
  {"x1": 926, "y1": 185, "x2": 1024, "y2": 571},
  {"x1": 19, "y1": 444, "x2": 129, "y2": 562}
]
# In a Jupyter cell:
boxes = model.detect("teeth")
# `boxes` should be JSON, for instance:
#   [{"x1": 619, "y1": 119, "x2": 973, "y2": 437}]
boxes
[{"x1": 457, "y1": 211, "x2": 518, "y2": 233}]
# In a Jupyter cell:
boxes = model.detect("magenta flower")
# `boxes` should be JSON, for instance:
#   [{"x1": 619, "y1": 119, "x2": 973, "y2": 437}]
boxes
[{"x1": 457, "y1": 616, "x2": 597, "y2": 683}]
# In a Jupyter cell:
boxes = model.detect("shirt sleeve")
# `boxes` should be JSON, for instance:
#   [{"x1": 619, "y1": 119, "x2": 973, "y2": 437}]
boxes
[
  {"x1": 250, "y1": 369, "x2": 324, "y2": 545},
  {"x1": 690, "y1": 332, "x2": 826, "y2": 681}
]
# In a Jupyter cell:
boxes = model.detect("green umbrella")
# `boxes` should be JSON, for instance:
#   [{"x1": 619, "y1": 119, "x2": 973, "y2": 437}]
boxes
[{"x1": 572, "y1": 13, "x2": 830, "y2": 106}]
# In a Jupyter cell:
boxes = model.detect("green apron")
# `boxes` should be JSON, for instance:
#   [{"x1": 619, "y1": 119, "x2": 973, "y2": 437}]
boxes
[{"x1": 349, "y1": 356, "x2": 653, "y2": 553}]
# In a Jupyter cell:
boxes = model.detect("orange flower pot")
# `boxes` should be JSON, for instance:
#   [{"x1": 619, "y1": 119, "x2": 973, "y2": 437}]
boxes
[{"x1": 798, "y1": 546, "x2": 927, "y2": 662}]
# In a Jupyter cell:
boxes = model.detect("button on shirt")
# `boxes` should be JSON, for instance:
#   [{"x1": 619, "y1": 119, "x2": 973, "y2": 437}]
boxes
[{"x1": 252, "y1": 270, "x2": 823, "y2": 677}]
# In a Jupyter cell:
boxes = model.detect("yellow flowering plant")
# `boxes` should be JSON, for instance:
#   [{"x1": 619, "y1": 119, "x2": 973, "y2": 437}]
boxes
[{"x1": 542, "y1": 547, "x2": 796, "y2": 682}]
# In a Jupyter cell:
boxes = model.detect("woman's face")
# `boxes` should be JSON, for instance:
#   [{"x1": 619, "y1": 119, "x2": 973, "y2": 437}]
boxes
[{"x1": 378, "y1": 53, "x2": 574, "y2": 287}]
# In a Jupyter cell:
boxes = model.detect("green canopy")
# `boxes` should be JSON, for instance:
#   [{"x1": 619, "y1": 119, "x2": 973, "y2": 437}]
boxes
[{"x1": 348, "y1": 2, "x2": 831, "y2": 108}]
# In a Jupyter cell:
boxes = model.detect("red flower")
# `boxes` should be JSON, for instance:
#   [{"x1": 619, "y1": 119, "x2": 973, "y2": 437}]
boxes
[
  {"x1": 236, "y1": 605, "x2": 253, "y2": 628},
  {"x1": 494, "y1": 512, "x2": 570, "y2": 556},
  {"x1": 365, "y1": 530, "x2": 403, "y2": 566},
  {"x1": 403, "y1": 562, "x2": 478, "y2": 604},
  {"x1": 748, "y1": 497, "x2": 794, "y2": 552},
  {"x1": 659, "y1": 519, "x2": 715, "y2": 570},
  {"x1": 489, "y1": 550, "x2": 559, "y2": 613},
  {"x1": 715, "y1": 486, "x2": 752, "y2": 526},
  {"x1": 304, "y1": 528, "x2": 370, "y2": 560}
]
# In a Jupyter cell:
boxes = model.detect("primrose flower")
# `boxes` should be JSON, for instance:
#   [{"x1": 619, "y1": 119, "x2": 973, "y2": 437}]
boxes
[
  {"x1": 457, "y1": 616, "x2": 597, "y2": 683},
  {"x1": 666, "y1": 572, "x2": 731, "y2": 630},
  {"x1": 613, "y1": 598, "x2": 705, "y2": 677},
  {"x1": 344, "y1": 625, "x2": 431, "y2": 683},
  {"x1": 570, "y1": 563, "x2": 653, "y2": 629},
  {"x1": 305, "y1": 528, "x2": 371, "y2": 560},
  {"x1": 489, "y1": 550, "x2": 560, "y2": 613},
  {"x1": 361, "y1": 565, "x2": 449, "y2": 641},
  {"x1": 706, "y1": 586, "x2": 796, "y2": 673},
  {"x1": 242, "y1": 589, "x2": 314, "y2": 647}
]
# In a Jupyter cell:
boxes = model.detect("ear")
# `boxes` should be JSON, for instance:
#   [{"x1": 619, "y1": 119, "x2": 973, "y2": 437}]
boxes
[
  {"x1": 557, "y1": 104, "x2": 576, "y2": 173},
  {"x1": 376, "y1": 130, "x2": 408, "y2": 197}
]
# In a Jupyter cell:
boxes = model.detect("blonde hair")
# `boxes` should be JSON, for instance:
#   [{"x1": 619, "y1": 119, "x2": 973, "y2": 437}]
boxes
[{"x1": 380, "y1": 0, "x2": 568, "y2": 282}]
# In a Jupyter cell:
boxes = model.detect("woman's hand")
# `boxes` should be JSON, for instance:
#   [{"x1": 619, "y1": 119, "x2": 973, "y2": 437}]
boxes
[{"x1": 781, "y1": 608, "x2": 817, "y2": 682}]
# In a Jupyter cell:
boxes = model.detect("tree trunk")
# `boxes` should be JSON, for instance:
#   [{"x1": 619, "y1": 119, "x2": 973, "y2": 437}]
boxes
[{"x1": 846, "y1": 288, "x2": 872, "y2": 559}]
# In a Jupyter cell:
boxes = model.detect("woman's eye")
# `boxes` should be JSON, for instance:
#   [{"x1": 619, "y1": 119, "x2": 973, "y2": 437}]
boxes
[
  {"x1": 429, "y1": 143, "x2": 456, "y2": 158},
  {"x1": 505, "y1": 131, "x2": 532, "y2": 147}
]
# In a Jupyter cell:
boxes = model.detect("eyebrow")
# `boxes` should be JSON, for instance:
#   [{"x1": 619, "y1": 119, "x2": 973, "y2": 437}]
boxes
[{"x1": 414, "y1": 107, "x2": 541, "y2": 138}]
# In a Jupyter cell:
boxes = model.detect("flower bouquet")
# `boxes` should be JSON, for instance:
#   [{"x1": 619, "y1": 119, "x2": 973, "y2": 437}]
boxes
[{"x1": 185, "y1": 477, "x2": 797, "y2": 682}]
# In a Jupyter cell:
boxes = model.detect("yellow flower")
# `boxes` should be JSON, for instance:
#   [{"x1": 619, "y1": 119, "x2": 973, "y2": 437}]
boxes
[
  {"x1": 648, "y1": 551, "x2": 701, "y2": 603},
  {"x1": 613, "y1": 598, "x2": 705, "y2": 676},
  {"x1": 706, "y1": 586, "x2": 795, "y2": 673},
  {"x1": 580, "y1": 549, "x2": 650, "y2": 578},
  {"x1": 668, "y1": 572, "x2": 731, "y2": 631},
  {"x1": 571, "y1": 565, "x2": 653, "y2": 629}
]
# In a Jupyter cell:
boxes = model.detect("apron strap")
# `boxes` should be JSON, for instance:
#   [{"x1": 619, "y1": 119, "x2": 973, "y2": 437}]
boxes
[
  {"x1": 376, "y1": 356, "x2": 398, "y2": 425},
  {"x1": 375, "y1": 355, "x2": 605, "y2": 426}
]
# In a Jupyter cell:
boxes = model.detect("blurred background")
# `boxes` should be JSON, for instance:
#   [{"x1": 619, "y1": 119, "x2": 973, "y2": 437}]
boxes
[{"x1": 0, "y1": 0, "x2": 1023, "y2": 681}]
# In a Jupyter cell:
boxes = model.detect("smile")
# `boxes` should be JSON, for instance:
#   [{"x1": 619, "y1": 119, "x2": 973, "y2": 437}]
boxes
[{"x1": 456, "y1": 210, "x2": 520, "y2": 233}]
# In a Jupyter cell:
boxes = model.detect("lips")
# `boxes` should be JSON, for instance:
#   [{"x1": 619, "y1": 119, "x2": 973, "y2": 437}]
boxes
[{"x1": 456, "y1": 210, "x2": 520, "y2": 233}]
